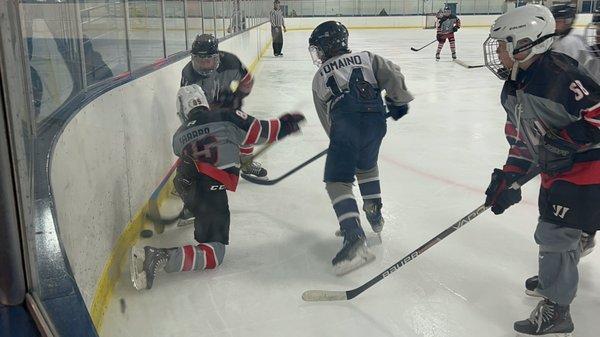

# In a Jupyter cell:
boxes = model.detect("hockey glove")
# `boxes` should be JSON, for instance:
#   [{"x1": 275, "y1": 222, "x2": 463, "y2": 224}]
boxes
[
  {"x1": 278, "y1": 113, "x2": 305, "y2": 139},
  {"x1": 452, "y1": 26, "x2": 459, "y2": 32},
  {"x1": 386, "y1": 98, "x2": 409, "y2": 120},
  {"x1": 484, "y1": 168, "x2": 522, "y2": 215},
  {"x1": 538, "y1": 132, "x2": 578, "y2": 176}
]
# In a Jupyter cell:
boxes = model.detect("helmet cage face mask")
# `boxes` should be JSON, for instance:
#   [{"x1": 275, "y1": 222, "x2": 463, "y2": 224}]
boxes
[
  {"x1": 483, "y1": 36, "x2": 512, "y2": 80},
  {"x1": 308, "y1": 45, "x2": 324, "y2": 66},
  {"x1": 191, "y1": 53, "x2": 220, "y2": 76}
]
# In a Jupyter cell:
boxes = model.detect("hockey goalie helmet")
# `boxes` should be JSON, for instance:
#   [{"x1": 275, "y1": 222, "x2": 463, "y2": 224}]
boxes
[
  {"x1": 585, "y1": 11, "x2": 600, "y2": 57},
  {"x1": 308, "y1": 21, "x2": 350, "y2": 66},
  {"x1": 550, "y1": 3, "x2": 577, "y2": 36},
  {"x1": 191, "y1": 34, "x2": 220, "y2": 76},
  {"x1": 176, "y1": 84, "x2": 210, "y2": 123},
  {"x1": 483, "y1": 4, "x2": 555, "y2": 80}
]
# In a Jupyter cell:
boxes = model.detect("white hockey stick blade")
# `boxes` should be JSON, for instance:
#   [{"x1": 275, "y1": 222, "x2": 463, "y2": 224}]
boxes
[
  {"x1": 454, "y1": 59, "x2": 485, "y2": 69},
  {"x1": 302, "y1": 290, "x2": 347, "y2": 302}
]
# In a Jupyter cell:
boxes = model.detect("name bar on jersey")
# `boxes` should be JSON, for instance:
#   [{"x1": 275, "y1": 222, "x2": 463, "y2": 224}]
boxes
[{"x1": 320, "y1": 55, "x2": 363, "y2": 76}]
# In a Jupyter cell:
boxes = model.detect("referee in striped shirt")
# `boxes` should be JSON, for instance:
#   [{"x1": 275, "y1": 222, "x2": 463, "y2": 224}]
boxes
[{"x1": 270, "y1": 1, "x2": 286, "y2": 56}]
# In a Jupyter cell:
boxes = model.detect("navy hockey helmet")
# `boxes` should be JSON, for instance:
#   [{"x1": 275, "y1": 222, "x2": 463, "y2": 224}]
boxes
[
  {"x1": 308, "y1": 21, "x2": 350, "y2": 65},
  {"x1": 191, "y1": 34, "x2": 220, "y2": 76},
  {"x1": 550, "y1": 3, "x2": 577, "y2": 36}
]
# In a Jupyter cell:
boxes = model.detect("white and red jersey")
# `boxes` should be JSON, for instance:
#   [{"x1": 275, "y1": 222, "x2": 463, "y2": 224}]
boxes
[{"x1": 436, "y1": 15, "x2": 460, "y2": 35}]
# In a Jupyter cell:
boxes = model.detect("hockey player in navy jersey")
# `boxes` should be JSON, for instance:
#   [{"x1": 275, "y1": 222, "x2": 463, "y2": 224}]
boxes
[
  {"x1": 435, "y1": 7, "x2": 461, "y2": 61},
  {"x1": 309, "y1": 21, "x2": 413, "y2": 275},
  {"x1": 130, "y1": 85, "x2": 304, "y2": 290},
  {"x1": 483, "y1": 5, "x2": 600, "y2": 335}
]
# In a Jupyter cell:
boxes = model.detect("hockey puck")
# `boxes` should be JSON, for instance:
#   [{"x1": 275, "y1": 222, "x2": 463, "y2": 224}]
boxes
[{"x1": 140, "y1": 229, "x2": 154, "y2": 238}]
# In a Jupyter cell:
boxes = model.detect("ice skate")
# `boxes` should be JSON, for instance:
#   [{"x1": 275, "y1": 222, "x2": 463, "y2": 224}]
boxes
[
  {"x1": 332, "y1": 232, "x2": 375, "y2": 276},
  {"x1": 131, "y1": 246, "x2": 170, "y2": 290},
  {"x1": 514, "y1": 299, "x2": 573, "y2": 336},
  {"x1": 435, "y1": 53, "x2": 440, "y2": 61},
  {"x1": 580, "y1": 232, "x2": 595, "y2": 257},
  {"x1": 241, "y1": 161, "x2": 268, "y2": 178},
  {"x1": 363, "y1": 199, "x2": 384, "y2": 233},
  {"x1": 452, "y1": 52, "x2": 457, "y2": 60},
  {"x1": 525, "y1": 275, "x2": 544, "y2": 298}
]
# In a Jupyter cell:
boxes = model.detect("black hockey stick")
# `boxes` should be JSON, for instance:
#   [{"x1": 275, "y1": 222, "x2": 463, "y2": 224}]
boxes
[
  {"x1": 301, "y1": 168, "x2": 540, "y2": 302},
  {"x1": 241, "y1": 148, "x2": 328, "y2": 185},
  {"x1": 410, "y1": 39, "x2": 437, "y2": 52},
  {"x1": 454, "y1": 59, "x2": 485, "y2": 69}
]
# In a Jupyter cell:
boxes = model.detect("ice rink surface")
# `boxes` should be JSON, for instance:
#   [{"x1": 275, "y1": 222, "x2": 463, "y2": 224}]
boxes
[{"x1": 102, "y1": 27, "x2": 600, "y2": 337}]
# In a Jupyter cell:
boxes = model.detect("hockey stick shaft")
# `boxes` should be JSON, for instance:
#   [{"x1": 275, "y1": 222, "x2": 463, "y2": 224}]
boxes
[
  {"x1": 302, "y1": 168, "x2": 540, "y2": 302},
  {"x1": 410, "y1": 39, "x2": 437, "y2": 52}
]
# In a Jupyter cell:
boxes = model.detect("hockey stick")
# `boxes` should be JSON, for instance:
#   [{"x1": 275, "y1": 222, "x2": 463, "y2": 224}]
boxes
[
  {"x1": 301, "y1": 168, "x2": 541, "y2": 302},
  {"x1": 241, "y1": 148, "x2": 327, "y2": 185},
  {"x1": 410, "y1": 40, "x2": 437, "y2": 52},
  {"x1": 242, "y1": 114, "x2": 393, "y2": 185},
  {"x1": 454, "y1": 59, "x2": 486, "y2": 69}
]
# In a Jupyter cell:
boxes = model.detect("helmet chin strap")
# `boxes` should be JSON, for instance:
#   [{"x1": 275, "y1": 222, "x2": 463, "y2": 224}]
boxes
[{"x1": 510, "y1": 61, "x2": 520, "y2": 81}]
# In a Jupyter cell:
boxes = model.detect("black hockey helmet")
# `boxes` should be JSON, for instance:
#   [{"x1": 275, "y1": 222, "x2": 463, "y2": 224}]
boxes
[
  {"x1": 192, "y1": 34, "x2": 219, "y2": 57},
  {"x1": 308, "y1": 21, "x2": 349, "y2": 65},
  {"x1": 550, "y1": 3, "x2": 576, "y2": 35},
  {"x1": 191, "y1": 34, "x2": 220, "y2": 76}
]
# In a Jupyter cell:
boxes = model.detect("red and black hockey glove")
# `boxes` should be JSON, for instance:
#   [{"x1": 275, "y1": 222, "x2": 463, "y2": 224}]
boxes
[
  {"x1": 277, "y1": 113, "x2": 305, "y2": 139},
  {"x1": 484, "y1": 168, "x2": 522, "y2": 215}
]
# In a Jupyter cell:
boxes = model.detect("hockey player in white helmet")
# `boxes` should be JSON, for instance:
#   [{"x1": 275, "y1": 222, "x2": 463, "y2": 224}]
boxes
[
  {"x1": 483, "y1": 4, "x2": 600, "y2": 336},
  {"x1": 130, "y1": 85, "x2": 305, "y2": 290}
]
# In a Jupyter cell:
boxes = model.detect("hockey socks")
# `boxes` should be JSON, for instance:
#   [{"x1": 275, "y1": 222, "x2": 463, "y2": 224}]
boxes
[
  {"x1": 165, "y1": 242, "x2": 225, "y2": 273},
  {"x1": 357, "y1": 166, "x2": 384, "y2": 233}
]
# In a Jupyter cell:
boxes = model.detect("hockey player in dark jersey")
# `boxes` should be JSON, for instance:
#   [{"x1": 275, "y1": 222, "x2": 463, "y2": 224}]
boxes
[
  {"x1": 435, "y1": 7, "x2": 460, "y2": 61},
  {"x1": 130, "y1": 85, "x2": 304, "y2": 290},
  {"x1": 483, "y1": 5, "x2": 600, "y2": 335},
  {"x1": 309, "y1": 21, "x2": 413, "y2": 275},
  {"x1": 181, "y1": 34, "x2": 267, "y2": 178}
]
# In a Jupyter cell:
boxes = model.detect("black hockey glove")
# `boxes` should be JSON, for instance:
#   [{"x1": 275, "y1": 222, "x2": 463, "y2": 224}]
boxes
[
  {"x1": 386, "y1": 98, "x2": 409, "y2": 120},
  {"x1": 538, "y1": 132, "x2": 578, "y2": 176},
  {"x1": 277, "y1": 113, "x2": 305, "y2": 139},
  {"x1": 484, "y1": 169, "x2": 522, "y2": 215},
  {"x1": 218, "y1": 90, "x2": 243, "y2": 110},
  {"x1": 452, "y1": 26, "x2": 459, "y2": 32}
]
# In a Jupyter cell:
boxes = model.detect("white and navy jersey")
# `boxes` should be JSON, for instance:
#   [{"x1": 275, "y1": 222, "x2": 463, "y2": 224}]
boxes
[
  {"x1": 180, "y1": 51, "x2": 253, "y2": 108},
  {"x1": 436, "y1": 15, "x2": 460, "y2": 35},
  {"x1": 311, "y1": 51, "x2": 413, "y2": 134},
  {"x1": 552, "y1": 34, "x2": 600, "y2": 84},
  {"x1": 500, "y1": 52, "x2": 600, "y2": 188},
  {"x1": 172, "y1": 108, "x2": 281, "y2": 191}
]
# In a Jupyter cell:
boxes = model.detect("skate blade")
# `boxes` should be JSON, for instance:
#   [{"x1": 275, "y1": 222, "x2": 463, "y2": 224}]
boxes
[
  {"x1": 177, "y1": 217, "x2": 195, "y2": 228},
  {"x1": 130, "y1": 246, "x2": 147, "y2": 291},
  {"x1": 333, "y1": 248, "x2": 376, "y2": 276},
  {"x1": 525, "y1": 289, "x2": 544, "y2": 298}
]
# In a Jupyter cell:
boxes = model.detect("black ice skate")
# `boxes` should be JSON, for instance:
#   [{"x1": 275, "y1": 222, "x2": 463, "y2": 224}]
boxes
[
  {"x1": 525, "y1": 275, "x2": 544, "y2": 298},
  {"x1": 363, "y1": 199, "x2": 384, "y2": 233},
  {"x1": 435, "y1": 53, "x2": 440, "y2": 61},
  {"x1": 241, "y1": 161, "x2": 268, "y2": 178},
  {"x1": 580, "y1": 232, "x2": 596, "y2": 257},
  {"x1": 131, "y1": 246, "x2": 170, "y2": 290},
  {"x1": 452, "y1": 53, "x2": 457, "y2": 60},
  {"x1": 332, "y1": 232, "x2": 375, "y2": 276},
  {"x1": 514, "y1": 299, "x2": 574, "y2": 336}
]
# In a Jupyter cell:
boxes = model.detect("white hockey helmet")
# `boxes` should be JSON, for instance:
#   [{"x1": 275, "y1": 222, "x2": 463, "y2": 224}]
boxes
[
  {"x1": 483, "y1": 4, "x2": 556, "y2": 80},
  {"x1": 176, "y1": 84, "x2": 210, "y2": 123}
]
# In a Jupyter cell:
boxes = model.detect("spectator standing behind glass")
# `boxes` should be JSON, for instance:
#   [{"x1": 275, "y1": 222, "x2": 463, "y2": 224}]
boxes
[
  {"x1": 228, "y1": 0, "x2": 243, "y2": 34},
  {"x1": 270, "y1": 1, "x2": 286, "y2": 57}
]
